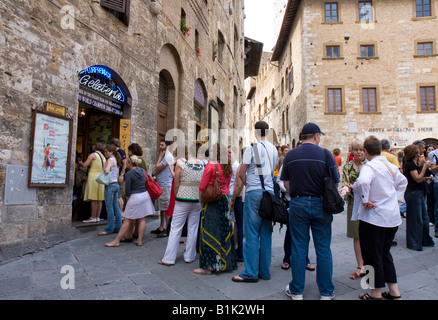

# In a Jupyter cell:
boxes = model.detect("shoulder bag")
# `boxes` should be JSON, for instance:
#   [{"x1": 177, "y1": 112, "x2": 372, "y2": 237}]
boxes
[
  {"x1": 200, "y1": 162, "x2": 222, "y2": 203},
  {"x1": 323, "y1": 149, "x2": 345, "y2": 214},
  {"x1": 95, "y1": 153, "x2": 111, "y2": 185},
  {"x1": 253, "y1": 143, "x2": 288, "y2": 225},
  {"x1": 143, "y1": 169, "x2": 163, "y2": 201}
]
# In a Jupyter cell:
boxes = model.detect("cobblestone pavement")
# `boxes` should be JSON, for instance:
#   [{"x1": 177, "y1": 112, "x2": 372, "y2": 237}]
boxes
[{"x1": 0, "y1": 211, "x2": 437, "y2": 301}]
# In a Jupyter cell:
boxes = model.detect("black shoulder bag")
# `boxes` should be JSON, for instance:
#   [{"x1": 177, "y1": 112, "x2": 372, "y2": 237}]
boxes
[
  {"x1": 323, "y1": 149, "x2": 345, "y2": 214},
  {"x1": 253, "y1": 143, "x2": 288, "y2": 225}
]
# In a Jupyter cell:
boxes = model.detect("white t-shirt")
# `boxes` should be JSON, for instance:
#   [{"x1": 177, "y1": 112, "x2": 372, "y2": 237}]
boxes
[
  {"x1": 242, "y1": 141, "x2": 278, "y2": 193},
  {"x1": 429, "y1": 149, "x2": 438, "y2": 183},
  {"x1": 156, "y1": 152, "x2": 175, "y2": 187}
]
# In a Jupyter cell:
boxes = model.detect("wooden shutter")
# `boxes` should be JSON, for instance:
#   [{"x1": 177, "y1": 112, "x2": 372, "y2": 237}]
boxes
[{"x1": 100, "y1": 0, "x2": 126, "y2": 13}]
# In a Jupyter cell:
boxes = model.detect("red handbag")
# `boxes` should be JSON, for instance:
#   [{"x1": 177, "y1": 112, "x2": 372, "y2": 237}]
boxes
[
  {"x1": 200, "y1": 162, "x2": 222, "y2": 203},
  {"x1": 143, "y1": 169, "x2": 163, "y2": 201}
]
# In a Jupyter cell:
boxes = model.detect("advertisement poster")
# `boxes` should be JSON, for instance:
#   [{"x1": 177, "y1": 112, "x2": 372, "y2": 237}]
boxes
[{"x1": 29, "y1": 109, "x2": 72, "y2": 187}]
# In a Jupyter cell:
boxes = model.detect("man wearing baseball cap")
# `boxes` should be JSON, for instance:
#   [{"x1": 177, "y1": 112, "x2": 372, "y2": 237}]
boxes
[{"x1": 280, "y1": 122, "x2": 338, "y2": 300}]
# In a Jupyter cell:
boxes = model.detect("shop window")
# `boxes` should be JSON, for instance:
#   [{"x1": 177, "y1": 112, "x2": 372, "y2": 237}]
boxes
[{"x1": 100, "y1": 0, "x2": 130, "y2": 26}]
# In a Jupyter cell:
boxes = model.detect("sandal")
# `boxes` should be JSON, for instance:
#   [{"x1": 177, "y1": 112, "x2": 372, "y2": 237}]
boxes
[
  {"x1": 193, "y1": 268, "x2": 212, "y2": 275},
  {"x1": 120, "y1": 237, "x2": 133, "y2": 243},
  {"x1": 359, "y1": 292, "x2": 382, "y2": 300},
  {"x1": 134, "y1": 240, "x2": 143, "y2": 246},
  {"x1": 158, "y1": 259, "x2": 174, "y2": 267},
  {"x1": 105, "y1": 242, "x2": 120, "y2": 247},
  {"x1": 281, "y1": 262, "x2": 291, "y2": 270},
  {"x1": 382, "y1": 291, "x2": 402, "y2": 300},
  {"x1": 231, "y1": 275, "x2": 258, "y2": 283},
  {"x1": 350, "y1": 267, "x2": 365, "y2": 279},
  {"x1": 98, "y1": 231, "x2": 112, "y2": 236},
  {"x1": 306, "y1": 264, "x2": 315, "y2": 271}
]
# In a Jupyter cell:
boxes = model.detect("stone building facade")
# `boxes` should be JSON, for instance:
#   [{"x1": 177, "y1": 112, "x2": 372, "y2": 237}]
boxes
[
  {"x1": 0, "y1": 0, "x2": 250, "y2": 262},
  {"x1": 248, "y1": 0, "x2": 438, "y2": 156}
]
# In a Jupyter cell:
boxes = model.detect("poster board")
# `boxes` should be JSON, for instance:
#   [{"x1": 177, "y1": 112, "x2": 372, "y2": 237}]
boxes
[{"x1": 28, "y1": 108, "x2": 73, "y2": 187}]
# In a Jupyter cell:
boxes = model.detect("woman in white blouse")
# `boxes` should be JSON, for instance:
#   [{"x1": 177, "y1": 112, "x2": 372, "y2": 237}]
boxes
[{"x1": 352, "y1": 136, "x2": 407, "y2": 300}]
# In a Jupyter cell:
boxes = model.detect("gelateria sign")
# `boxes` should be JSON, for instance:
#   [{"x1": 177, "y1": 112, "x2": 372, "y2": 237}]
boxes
[{"x1": 78, "y1": 66, "x2": 130, "y2": 116}]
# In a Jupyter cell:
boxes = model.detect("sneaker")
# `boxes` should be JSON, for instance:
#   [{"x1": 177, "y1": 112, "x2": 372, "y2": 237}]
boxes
[
  {"x1": 320, "y1": 293, "x2": 335, "y2": 300},
  {"x1": 285, "y1": 285, "x2": 303, "y2": 300},
  {"x1": 82, "y1": 218, "x2": 96, "y2": 223}
]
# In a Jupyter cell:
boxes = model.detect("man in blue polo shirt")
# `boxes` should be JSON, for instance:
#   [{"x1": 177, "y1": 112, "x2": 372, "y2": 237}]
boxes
[{"x1": 280, "y1": 122, "x2": 339, "y2": 300}]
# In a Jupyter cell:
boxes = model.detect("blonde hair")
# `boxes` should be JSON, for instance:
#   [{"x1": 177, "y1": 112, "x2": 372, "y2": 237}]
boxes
[
  {"x1": 351, "y1": 139, "x2": 363, "y2": 150},
  {"x1": 128, "y1": 155, "x2": 142, "y2": 166}
]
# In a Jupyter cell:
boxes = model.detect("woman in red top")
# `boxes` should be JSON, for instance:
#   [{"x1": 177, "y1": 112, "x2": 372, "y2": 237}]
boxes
[{"x1": 194, "y1": 143, "x2": 237, "y2": 275}]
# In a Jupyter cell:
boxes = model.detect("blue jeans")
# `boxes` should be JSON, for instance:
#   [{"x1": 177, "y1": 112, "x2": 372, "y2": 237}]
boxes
[
  {"x1": 434, "y1": 183, "x2": 438, "y2": 234},
  {"x1": 240, "y1": 190, "x2": 273, "y2": 280},
  {"x1": 405, "y1": 190, "x2": 434, "y2": 249},
  {"x1": 288, "y1": 197, "x2": 334, "y2": 297},
  {"x1": 104, "y1": 183, "x2": 122, "y2": 233},
  {"x1": 233, "y1": 196, "x2": 244, "y2": 260}
]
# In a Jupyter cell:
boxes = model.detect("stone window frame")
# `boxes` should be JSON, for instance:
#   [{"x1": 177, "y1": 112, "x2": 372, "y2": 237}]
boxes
[
  {"x1": 322, "y1": 1, "x2": 342, "y2": 24},
  {"x1": 357, "y1": 41, "x2": 379, "y2": 59},
  {"x1": 325, "y1": 86, "x2": 346, "y2": 114},
  {"x1": 355, "y1": 0, "x2": 377, "y2": 23},
  {"x1": 412, "y1": 0, "x2": 436, "y2": 20},
  {"x1": 323, "y1": 42, "x2": 344, "y2": 60},
  {"x1": 414, "y1": 39, "x2": 438, "y2": 57},
  {"x1": 359, "y1": 86, "x2": 381, "y2": 114},
  {"x1": 417, "y1": 83, "x2": 438, "y2": 112}
]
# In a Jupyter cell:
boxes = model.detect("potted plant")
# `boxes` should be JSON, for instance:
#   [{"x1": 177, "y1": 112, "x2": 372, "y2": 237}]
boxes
[
  {"x1": 180, "y1": 18, "x2": 191, "y2": 36},
  {"x1": 195, "y1": 43, "x2": 201, "y2": 56}
]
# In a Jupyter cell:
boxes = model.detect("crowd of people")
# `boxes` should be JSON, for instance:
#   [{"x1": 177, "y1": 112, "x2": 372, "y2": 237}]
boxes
[{"x1": 75, "y1": 121, "x2": 437, "y2": 300}]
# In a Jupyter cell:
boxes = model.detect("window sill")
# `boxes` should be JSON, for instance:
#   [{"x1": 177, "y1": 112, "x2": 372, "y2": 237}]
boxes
[
  {"x1": 412, "y1": 16, "x2": 437, "y2": 21},
  {"x1": 414, "y1": 54, "x2": 438, "y2": 58},
  {"x1": 355, "y1": 20, "x2": 377, "y2": 24},
  {"x1": 322, "y1": 57, "x2": 344, "y2": 60},
  {"x1": 417, "y1": 110, "x2": 438, "y2": 113},
  {"x1": 357, "y1": 56, "x2": 379, "y2": 60},
  {"x1": 324, "y1": 112, "x2": 346, "y2": 115},
  {"x1": 322, "y1": 21, "x2": 343, "y2": 25},
  {"x1": 359, "y1": 112, "x2": 382, "y2": 114}
]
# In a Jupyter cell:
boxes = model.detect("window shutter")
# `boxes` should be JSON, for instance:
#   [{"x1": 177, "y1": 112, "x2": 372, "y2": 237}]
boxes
[{"x1": 100, "y1": 0, "x2": 126, "y2": 13}]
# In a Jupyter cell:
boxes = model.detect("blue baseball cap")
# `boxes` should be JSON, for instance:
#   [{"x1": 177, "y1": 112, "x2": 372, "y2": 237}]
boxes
[{"x1": 301, "y1": 123, "x2": 325, "y2": 135}]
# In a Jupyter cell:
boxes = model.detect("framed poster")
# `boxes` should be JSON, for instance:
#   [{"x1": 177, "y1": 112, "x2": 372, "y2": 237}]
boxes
[{"x1": 28, "y1": 108, "x2": 73, "y2": 187}]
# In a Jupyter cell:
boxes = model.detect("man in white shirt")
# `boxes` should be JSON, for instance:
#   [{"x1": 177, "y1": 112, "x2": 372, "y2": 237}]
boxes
[
  {"x1": 152, "y1": 140, "x2": 175, "y2": 237},
  {"x1": 232, "y1": 121, "x2": 278, "y2": 283},
  {"x1": 353, "y1": 136, "x2": 407, "y2": 300}
]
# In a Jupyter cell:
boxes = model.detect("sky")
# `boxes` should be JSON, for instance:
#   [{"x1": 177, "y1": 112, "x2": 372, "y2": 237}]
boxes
[{"x1": 244, "y1": 0, "x2": 278, "y2": 52}]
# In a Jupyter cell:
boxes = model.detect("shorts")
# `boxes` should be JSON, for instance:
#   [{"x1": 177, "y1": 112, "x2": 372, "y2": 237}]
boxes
[{"x1": 158, "y1": 186, "x2": 172, "y2": 211}]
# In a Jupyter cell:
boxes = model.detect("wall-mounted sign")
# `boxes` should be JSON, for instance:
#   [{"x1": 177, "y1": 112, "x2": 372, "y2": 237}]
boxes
[
  {"x1": 78, "y1": 65, "x2": 131, "y2": 116},
  {"x1": 119, "y1": 119, "x2": 131, "y2": 152},
  {"x1": 46, "y1": 101, "x2": 66, "y2": 116},
  {"x1": 29, "y1": 109, "x2": 72, "y2": 187}
]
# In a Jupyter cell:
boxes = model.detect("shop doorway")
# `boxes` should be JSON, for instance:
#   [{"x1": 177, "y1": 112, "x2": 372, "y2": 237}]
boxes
[
  {"x1": 73, "y1": 105, "x2": 122, "y2": 222},
  {"x1": 73, "y1": 65, "x2": 131, "y2": 223}
]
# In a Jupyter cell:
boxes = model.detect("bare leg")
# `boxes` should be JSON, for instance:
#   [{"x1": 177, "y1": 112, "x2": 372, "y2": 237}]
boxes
[
  {"x1": 135, "y1": 218, "x2": 146, "y2": 246},
  {"x1": 106, "y1": 218, "x2": 132, "y2": 246}
]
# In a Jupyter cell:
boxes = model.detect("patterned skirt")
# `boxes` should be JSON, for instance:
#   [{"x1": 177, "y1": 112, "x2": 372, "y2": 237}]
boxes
[{"x1": 199, "y1": 195, "x2": 237, "y2": 272}]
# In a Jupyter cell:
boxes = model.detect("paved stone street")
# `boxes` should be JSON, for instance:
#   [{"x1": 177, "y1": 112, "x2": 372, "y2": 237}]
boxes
[{"x1": 0, "y1": 211, "x2": 437, "y2": 301}]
